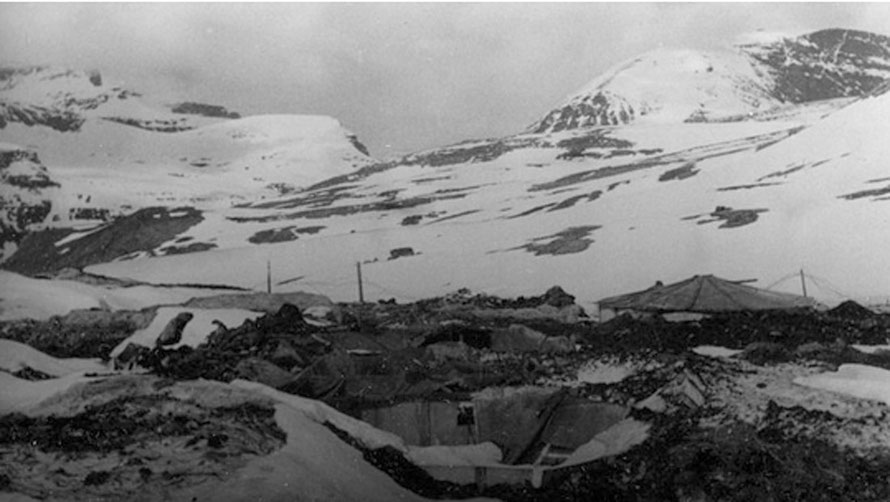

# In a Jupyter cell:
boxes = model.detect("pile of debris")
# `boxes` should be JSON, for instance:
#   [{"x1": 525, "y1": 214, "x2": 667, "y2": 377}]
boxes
[
  {"x1": 0, "y1": 308, "x2": 157, "y2": 359},
  {"x1": 586, "y1": 302, "x2": 890, "y2": 356},
  {"x1": 346, "y1": 286, "x2": 588, "y2": 330},
  {"x1": 120, "y1": 304, "x2": 332, "y2": 391},
  {"x1": 9, "y1": 286, "x2": 890, "y2": 501},
  {"x1": 104, "y1": 287, "x2": 593, "y2": 410},
  {"x1": 0, "y1": 375, "x2": 286, "y2": 501}
]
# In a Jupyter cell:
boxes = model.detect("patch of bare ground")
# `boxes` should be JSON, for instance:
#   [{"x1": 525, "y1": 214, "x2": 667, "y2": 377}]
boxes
[
  {"x1": 547, "y1": 190, "x2": 603, "y2": 212},
  {"x1": 758, "y1": 158, "x2": 830, "y2": 182},
  {"x1": 0, "y1": 308, "x2": 157, "y2": 359},
  {"x1": 0, "y1": 377, "x2": 285, "y2": 501},
  {"x1": 3, "y1": 207, "x2": 204, "y2": 275},
  {"x1": 228, "y1": 193, "x2": 468, "y2": 223},
  {"x1": 658, "y1": 162, "x2": 699, "y2": 181},
  {"x1": 686, "y1": 206, "x2": 768, "y2": 228},
  {"x1": 247, "y1": 225, "x2": 325, "y2": 244},
  {"x1": 247, "y1": 184, "x2": 360, "y2": 210},
  {"x1": 554, "y1": 129, "x2": 636, "y2": 160},
  {"x1": 717, "y1": 182, "x2": 784, "y2": 191},
  {"x1": 160, "y1": 242, "x2": 217, "y2": 255},
  {"x1": 839, "y1": 183, "x2": 890, "y2": 201},
  {"x1": 427, "y1": 209, "x2": 481, "y2": 224},
  {"x1": 531, "y1": 127, "x2": 801, "y2": 192},
  {"x1": 512, "y1": 225, "x2": 601, "y2": 256},
  {"x1": 506, "y1": 203, "x2": 556, "y2": 219}
]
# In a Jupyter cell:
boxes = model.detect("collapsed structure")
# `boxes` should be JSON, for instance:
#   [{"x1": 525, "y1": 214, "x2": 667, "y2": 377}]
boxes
[{"x1": 4, "y1": 284, "x2": 890, "y2": 501}]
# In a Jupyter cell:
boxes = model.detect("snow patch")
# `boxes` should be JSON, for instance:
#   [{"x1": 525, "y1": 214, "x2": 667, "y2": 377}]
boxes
[
  {"x1": 692, "y1": 345, "x2": 744, "y2": 358},
  {"x1": 0, "y1": 339, "x2": 107, "y2": 377},
  {"x1": 794, "y1": 364, "x2": 890, "y2": 406},
  {"x1": 576, "y1": 358, "x2": 649, "y2": 385}
]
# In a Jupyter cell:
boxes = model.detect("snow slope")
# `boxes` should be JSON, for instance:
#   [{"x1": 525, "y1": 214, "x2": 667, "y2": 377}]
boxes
[
  {"x1": 0, "y1": 372, "x2": 487, "y2": 502},
  {"x1": 0, "y1": 270, "x2": 257, "y2": 321},
  {"x1": 62, "y1": 90, "x2": 887, "y2": 310},
  {"x1": 1, "y1": 113, "x2": 374, "y2": 221},
  {"x1": 0, "y1": 66, "x2": 376, "y2": 260},
  {"x1": 0, "y1": 339, "x2": 106, "y2": 376}
]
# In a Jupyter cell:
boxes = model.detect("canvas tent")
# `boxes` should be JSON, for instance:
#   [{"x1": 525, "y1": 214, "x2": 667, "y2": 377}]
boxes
[{"x1": 598, "y1": 274, "x2": 819, "y2": 320}]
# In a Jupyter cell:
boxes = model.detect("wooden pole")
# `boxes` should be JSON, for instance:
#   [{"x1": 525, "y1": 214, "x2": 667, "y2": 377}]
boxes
[
  {"x1": 799, "y1": 269, "x2": 807, "y2": 298},
  {"x1": 356, "y1": 261, "x2": 365, "y2": 304},
  {"x1": 267, "y1": 260, "x2": 272, "y2": 294}
]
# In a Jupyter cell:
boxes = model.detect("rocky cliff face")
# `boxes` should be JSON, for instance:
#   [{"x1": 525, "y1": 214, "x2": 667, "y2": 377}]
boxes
[
  {"x1": 0, "y1": 144, "x2": 59, "y2": 254},
  {"x1": 740, "y1": 28, "x2": 890, "y2": 103},
  {"x1": 0, "y1": 66, "x2": 132, "y2": 132}
]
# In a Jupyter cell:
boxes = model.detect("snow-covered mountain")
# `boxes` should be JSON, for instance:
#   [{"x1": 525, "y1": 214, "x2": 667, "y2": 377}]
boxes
[
  {"x1": 0, "y1": 66, "x2": 376, "y2": 256},
  {"x1": 531, "y1": 28, "x2": 890, "y2": 133},
  {"x1": 4, "y1": 28, "x2": 890, "y2": 310},
  {"x1": 0, "y1": 66, "x2": 225, "y2": 132}
]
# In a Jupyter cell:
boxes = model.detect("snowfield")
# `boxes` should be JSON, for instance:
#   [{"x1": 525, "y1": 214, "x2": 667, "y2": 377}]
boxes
[
  {"x1": 66, "y1": 91, "x2": 890, "y2": 311},
  {"x1": 0, "y1": 270, "x2": 253, "y2": 321}
]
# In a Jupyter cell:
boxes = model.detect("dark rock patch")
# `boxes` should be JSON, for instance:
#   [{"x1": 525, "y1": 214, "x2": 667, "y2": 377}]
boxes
[
  {"x1": 515, "y1": 225, "x2": 601, "y2": 256},
  {"x1": 758, "y1": 159, "x2": 829, "y2": 182},
  {"x1": 248, "y1": 225, "x2": 326, "y2": 244},
  {"x1": 839, "y1": 184, "x2": 890, "y2": 201},
  {"x1": 401, "y1": 215, "x2": 423, "y2": 226},
  {"x1": 659, "y1": 162, "x2": 699, "y2": 182},
  {"x1": 507, "y1": 203, "x2": 556, "y2": 219},
  {"x1": 389, "y1": 247, "x2": 416, "y2": 260},
  {"x1": 828, "y1": 300, "x2": 877, "y2": 320},
  {"x1": 0, "y1": 308, "x2": 157, "y2": 359},
  {"x1": 429, "y1": 210, "x2": 481, "y2": 224},
  {"x1": 532, "y1": 127, "x2": 798, "y2": 192},
  {"x1": 170, "y1": 102, "x2": 240, "y2": 119},
  {"x1": 743, "y1": 28, "x2": 890, "y2": 103},
  {"x1": 717, "y1": 182, "x2": 783, "y2": 192},
  {"x1": 155, "y1": 312, "x2": 194, "y2": 348},
  {"x1": 688, "y1": 206, "x2": 768, "y2": 229},
  {"x1": 161, "y1": 242, "x2": 216, "y2": 255},
  {"x1": 3, "y1": 206, "x2": 204, "y2": 275},
  {"x1": 101, "y1": 116, "x2": 193, "y2": 133},
  {"x1": 555, "y1": 130, "x2": 635, "y2": 159},
  {"x1": 68, "y1": 207, "x2": 112, "y2": 221},
  {"x1": 548, "y1": 190, "x2": 603, "y2": 212},
  {"x1": 231, "y1": 194, "x2": 466, "y2": 223}
]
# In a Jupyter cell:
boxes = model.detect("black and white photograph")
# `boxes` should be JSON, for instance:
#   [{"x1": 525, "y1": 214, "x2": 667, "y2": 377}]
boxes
[{"x1": 3, "y1": 2, "x2": 890, "y2": 500}]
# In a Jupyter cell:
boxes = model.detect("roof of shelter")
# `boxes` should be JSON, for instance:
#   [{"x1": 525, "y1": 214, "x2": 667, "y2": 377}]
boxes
[{"x1": 598, "y1": 274, "x2": 818, "y2": 313}]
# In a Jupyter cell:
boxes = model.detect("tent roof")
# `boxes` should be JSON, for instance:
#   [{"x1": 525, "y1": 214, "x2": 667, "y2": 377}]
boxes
[{"x1": 598, "y1": 275, "x2": 818, "y2": 313}]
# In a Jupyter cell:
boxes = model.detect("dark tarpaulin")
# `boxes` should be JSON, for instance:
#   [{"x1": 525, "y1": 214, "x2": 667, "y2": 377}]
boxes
[{"x1": 599, "y1": 274, "x2": 818, "y2": 313}]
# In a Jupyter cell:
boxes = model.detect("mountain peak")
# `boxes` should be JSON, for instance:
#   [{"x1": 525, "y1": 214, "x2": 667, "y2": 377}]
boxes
[
  {"x1": 529, "y1": 47, "x2": 777, "y2": 133},
  {"x1": 530, "y1": 28, "x2": 890, "y2": 134}
]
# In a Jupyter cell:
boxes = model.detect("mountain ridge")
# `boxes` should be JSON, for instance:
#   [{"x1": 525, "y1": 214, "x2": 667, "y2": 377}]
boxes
[{"x1": 530, "y1": 28, "x2": 890, "y2": 133}]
